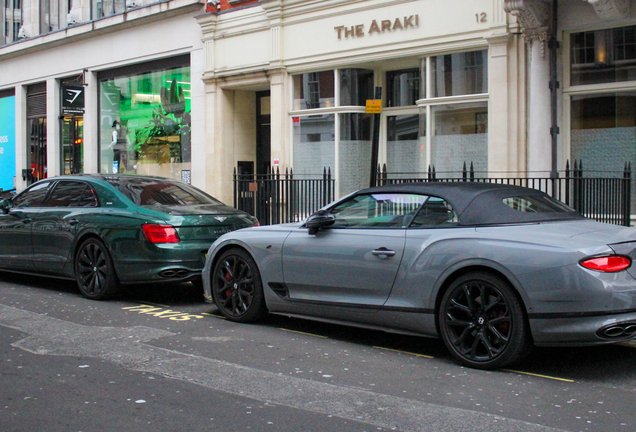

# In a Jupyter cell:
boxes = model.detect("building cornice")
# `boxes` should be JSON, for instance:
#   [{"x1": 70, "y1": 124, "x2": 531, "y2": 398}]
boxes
[
  {"x1": 503, "y1": 0, "x2": 551, "y2": 35},
  {"x1": 503, "y1": 0, "x2": 550, "y2": 57}
]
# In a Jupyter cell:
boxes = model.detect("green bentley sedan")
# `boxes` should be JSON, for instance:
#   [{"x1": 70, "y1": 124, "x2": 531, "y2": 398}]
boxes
[{"x1": 0, "y1": 174, "x2": 258, "y2": 300}]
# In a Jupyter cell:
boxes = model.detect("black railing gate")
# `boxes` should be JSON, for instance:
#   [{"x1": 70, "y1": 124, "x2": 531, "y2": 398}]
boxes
[{"x1": 234, "y1": 167, "x2": 335, "y2": 226}]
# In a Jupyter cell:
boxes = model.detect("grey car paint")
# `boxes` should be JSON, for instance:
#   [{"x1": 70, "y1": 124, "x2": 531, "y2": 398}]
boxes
[
  {"x1": 203, "y1": 219, "x2": 636, "y2": 342},
  {"x1": 201, "y1": 183, "x2": 636, "y2": 369}
]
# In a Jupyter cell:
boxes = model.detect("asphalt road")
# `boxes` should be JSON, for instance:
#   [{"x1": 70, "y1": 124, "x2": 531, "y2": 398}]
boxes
[{"x1": 1, "y1": 272, "x2": 635, "y2": 432}]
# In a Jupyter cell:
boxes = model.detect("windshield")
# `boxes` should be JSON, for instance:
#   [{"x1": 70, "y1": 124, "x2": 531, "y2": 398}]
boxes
[{"x1": 107, "y1": 177, "x2": 222, "y2": 206}]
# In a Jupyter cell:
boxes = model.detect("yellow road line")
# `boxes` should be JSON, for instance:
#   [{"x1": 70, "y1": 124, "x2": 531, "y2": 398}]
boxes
[
  {"x1": 618, "y1": 341, "x2": 636, "y2": 348},
  {"x1": 503, "y1": 369, "x2": 574, "y2": 382},
  {"x1": 278, "y1": 328, "x2": 328, "y2": 338},
  {"x1": 202, "y1": 313, "x2": 226, "y2": 319},
  {"x1": 374, "y1": 346, "x2": 434, "y2": 359}
]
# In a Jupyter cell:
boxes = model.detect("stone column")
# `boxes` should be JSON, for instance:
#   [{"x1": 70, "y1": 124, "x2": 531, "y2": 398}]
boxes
[
  {"x1": 268, "y1": 67, "x2": 289, "y2": 169},
  {"x1": 84, "y1": 70, "x2": 98, "y2": 174},
  {"x1": 46, "y1": 78, "x2": 60, "y2": 178},
  {"x1": 504, "y1": 0, "x2": 553, "y2": 173},
  {"x1": 527, "y1": 33, "x2": 552, "y2": 173},
  {"x1": 15, "y1": 86, "x2": 27, "y2": 191}
]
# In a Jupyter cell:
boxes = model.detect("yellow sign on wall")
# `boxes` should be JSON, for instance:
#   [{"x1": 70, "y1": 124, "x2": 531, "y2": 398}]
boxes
[{"x1": 366, "y1": 99, "x2": 382, "y2": 114}]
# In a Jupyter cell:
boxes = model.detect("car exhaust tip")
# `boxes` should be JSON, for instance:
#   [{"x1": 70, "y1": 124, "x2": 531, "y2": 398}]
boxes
[
  {"x1": 158, "y1": 268, "x2": 192, "y2": 278},
  {"x1": 597, "y1": 322, "x2": 636, "y2": 340}
]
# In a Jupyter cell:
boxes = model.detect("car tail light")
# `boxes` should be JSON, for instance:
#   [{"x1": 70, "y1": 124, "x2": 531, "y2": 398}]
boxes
[
  {"x1": 253, "y1": 221, "x2": 260, "y2": 227},
  {"x1": 142, "y1": 224, "x2": 180, "y2": 243},
  {"x1": 580, "y1": 255, "x2": 631, "y2": 272}
]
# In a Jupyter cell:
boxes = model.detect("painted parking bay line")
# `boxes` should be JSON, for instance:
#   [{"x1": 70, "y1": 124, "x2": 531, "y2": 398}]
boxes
[
  {"x1": 278, "y1": 328, "x2": 328, "y2": 338},
  {"x1": 374, "y1": 346, "x2": 435, "y2": 359},
  {"x1": 502, "y1": 369, "x2": 574, "y2": 383},
  {"x1": 0, "y1": 303, "x2": 565, "y2": 432}
]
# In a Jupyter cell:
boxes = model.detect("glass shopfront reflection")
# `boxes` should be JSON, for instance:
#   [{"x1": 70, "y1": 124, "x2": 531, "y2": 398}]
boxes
[{"x1": 99, "y1": 61, "x2": 191, "y2": 182}]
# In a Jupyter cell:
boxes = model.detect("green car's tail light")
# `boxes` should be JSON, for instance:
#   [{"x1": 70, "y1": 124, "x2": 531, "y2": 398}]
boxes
[
  {"x1": 142, "y1": 224, "x2": 180, "y2": 243},
  {"x1": 580, "y1": 255, "x2": 632, "y2": 272}
]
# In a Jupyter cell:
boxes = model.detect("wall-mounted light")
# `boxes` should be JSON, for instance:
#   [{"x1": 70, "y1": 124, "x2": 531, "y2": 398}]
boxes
[{"x1": 595, "y1": 30, "x2": 608, "y2": 64}]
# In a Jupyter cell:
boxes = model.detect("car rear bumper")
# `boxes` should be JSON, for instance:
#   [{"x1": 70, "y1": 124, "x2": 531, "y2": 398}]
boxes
[{"x1": 530, "y1": 310, "x2": 636, "y2": 346}]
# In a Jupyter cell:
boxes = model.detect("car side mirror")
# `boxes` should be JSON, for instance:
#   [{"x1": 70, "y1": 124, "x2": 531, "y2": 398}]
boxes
[
  {"x1": 0, "y1": 199, "x2": 12, "y2": 214},
  {"x1": 305, "y1": 211, "x2": 336, "y2": 235}
]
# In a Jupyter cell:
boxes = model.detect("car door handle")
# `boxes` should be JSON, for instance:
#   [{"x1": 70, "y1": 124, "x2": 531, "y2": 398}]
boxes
[
  {"x1": 68, "y1": 219, "x2": 79, "y2": 226},
  {"x1": 22, "y1": 218, "x2": 32, "y2": 224},
  {"x1": 372, "y1": 248, "x2": 396, "y2": 257}
]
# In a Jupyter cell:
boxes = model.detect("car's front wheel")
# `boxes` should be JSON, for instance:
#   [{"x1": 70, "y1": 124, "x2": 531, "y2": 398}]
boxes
[
  {"x1": 74, "y1": 238, "x2": 119, "y2": 300},
  {"x1": 211, "y1": 248, "x2": 267, "y2": 323},
  {"x1": 439, "y1": 272, "x2": 530, "y2": 370}
]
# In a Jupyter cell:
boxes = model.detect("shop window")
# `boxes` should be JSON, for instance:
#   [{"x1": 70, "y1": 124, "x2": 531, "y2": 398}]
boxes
[
  {"x1": 571, "y1": 25, "x2": 636, "y2": 86},
  {"x1": 386, "y1": 69, "x2": 421, "y2": 107},
  {"x1": 387, "y1": 114, "x2": 425, "y2": 176},
  {"x1": 431, "y1": 50, "x2": 488, "y2": 97},
  {"x1": 293, "y1": 71, "x2": 335, "y2": 110},
  {"x1": 339, "y1": 69, "x2": 374, "y2": 106},
  {"x1": 571, "y1": 92, "x2": 636, "y2": 211},
  {"x1": 430, "y1": 102, "x2": 488, "y2": 175},
  {"x1": 292, "y1": 114, "x2": 335, "y2": 177},
  {"x1": 0, "y1": 94, "x2": 16, "y2": 191},
  {"x1": 339, "y1": 113, "x2": 373, "y2": 196},
  {"x1": 99, "y1": 64, "x2": 191, "y2": 181}
]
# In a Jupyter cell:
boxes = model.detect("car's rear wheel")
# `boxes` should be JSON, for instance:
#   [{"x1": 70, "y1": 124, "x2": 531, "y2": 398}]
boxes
[
  {"x1": 439, "y1": 272, "x2": 530, "y2": 370},
  {"x1": 212, "y1": 248, "x2": 266, "y2": 323},
  {"x1": 75, "y1": 238, "x2": 119, "y2": 300}
]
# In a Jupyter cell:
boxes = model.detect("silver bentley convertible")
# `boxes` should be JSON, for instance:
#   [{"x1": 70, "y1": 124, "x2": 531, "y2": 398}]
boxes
[{"x1": 202, "y1": 182, "x2": 636, "y2": 369}]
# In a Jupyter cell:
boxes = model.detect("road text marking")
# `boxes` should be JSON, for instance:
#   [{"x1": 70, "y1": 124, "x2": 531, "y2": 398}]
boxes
[{"x1": 122, "y1": 304, "x2": 204, "y2": 321}]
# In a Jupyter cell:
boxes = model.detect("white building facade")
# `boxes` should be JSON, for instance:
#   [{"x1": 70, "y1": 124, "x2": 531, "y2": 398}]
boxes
[
  {"x1": 1, "y1": 0, "x2": 635, "y2": 208},
  {"x1": 198, "y1": 0, "x2": 528, "y2": 202},
  {"x1": 0, "y1": 0, "x2": 207, "y2": 192}
]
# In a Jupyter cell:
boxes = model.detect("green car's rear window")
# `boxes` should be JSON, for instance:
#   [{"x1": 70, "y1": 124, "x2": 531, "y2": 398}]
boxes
[{"x1": 112, "y1": 178, "x2": 222, "y2": 206}]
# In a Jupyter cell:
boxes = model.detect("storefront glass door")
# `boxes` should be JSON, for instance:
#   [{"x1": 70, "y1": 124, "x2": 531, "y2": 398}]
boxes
[{"x1": 61, "y1": 116, "x2": 84, "y2": 174}]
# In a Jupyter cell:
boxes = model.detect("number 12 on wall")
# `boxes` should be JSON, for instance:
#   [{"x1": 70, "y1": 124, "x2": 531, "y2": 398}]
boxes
[{"x1": 476, "y1": 13, "x2": 487, "y2": 23}]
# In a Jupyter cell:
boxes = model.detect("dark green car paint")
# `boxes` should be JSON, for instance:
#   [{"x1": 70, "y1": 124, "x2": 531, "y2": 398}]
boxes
[{"x1": 0, "y1": 174, "x2": 257, "y2": 288}]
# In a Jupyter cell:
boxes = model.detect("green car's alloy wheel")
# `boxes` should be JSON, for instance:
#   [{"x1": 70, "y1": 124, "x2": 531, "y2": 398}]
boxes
[
  {"x1": 75, "y1": 238, "x2": 119, "y2": 300},
  {"x1": 212, "y1": 248, "x2": 266, "y2": 323},
  {"x1": 439, "y1": 272, "x2": 530, "y2": 370}
]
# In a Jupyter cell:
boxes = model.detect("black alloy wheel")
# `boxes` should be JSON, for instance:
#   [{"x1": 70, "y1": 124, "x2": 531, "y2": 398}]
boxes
[
  {"x1": 439, "y1": 272, "x2": 530, "y2": 370},
  {"x1": 75, "y1": 238, "x2": 119, "y2": 300},
  {"x1": 212, "y1": 248, "x2": 266, "y2": 323}
]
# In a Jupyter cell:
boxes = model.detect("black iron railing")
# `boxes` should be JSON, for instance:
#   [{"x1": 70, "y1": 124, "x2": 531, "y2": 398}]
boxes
[
  {"x1": 234, "y1": 167, "x2": 335, "y2": 226},
  {"x1": 233, "y1": 161, "x2": 632, "y2": 226},
  {"x1": 376, "y1": 160, "x2": 632, "y2": 226}
]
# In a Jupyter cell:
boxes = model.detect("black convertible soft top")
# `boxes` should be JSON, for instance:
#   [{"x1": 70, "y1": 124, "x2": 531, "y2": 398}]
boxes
[{"x1": 355, "y1": 182, "x2": 585, "y2": 226}]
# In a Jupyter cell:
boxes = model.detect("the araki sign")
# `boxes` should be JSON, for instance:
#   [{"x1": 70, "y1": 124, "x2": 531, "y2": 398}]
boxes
[{"x1": 334, "y1": 15, "x2": 419, "y2": 40}]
